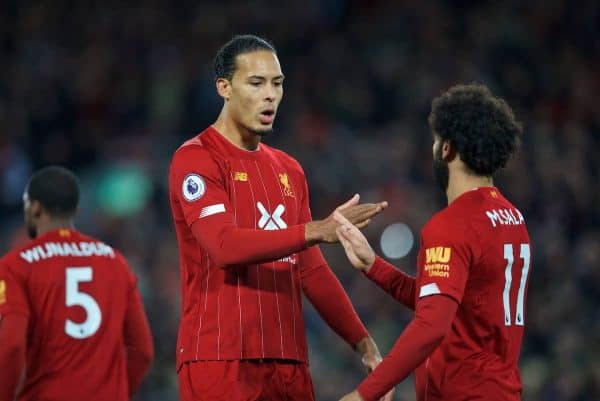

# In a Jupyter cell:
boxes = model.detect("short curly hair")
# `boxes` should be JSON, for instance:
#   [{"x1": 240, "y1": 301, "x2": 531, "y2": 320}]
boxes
[{"x1": 428, "y1": 84, "x2": 523, "y2": 176}]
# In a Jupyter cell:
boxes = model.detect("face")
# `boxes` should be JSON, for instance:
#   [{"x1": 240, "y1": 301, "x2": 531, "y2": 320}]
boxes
[
  {"x1": 23, "y1": 192, "x2": 38, "y2": 239},
  {"x1": 221, "y1": 50, "x2": 284, "y2": 136},
  {"x1": 432, "y1": 135, "x2": 450, "y2": 192}
]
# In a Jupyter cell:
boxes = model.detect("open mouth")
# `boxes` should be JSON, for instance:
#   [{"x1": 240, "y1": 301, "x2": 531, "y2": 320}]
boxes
[{"x1": 259, "y1": 110, "x2": 275, "y2": 124}]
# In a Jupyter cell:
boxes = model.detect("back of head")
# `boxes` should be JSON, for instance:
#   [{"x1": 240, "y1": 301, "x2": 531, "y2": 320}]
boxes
[
  {"x1": 27, "y1": 166, "x2": 80, "y2": 218},
  {"x1": 428, "y1": 84, "x2": 523, "y2": 176},
  {"x1": 213, "y1": 34, "x2": 276, "y2": 81}
]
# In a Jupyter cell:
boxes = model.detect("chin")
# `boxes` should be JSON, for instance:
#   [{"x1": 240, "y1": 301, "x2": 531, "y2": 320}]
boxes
[{"x1": 250, "y1": 127, "x2": 274, "y2": 137}]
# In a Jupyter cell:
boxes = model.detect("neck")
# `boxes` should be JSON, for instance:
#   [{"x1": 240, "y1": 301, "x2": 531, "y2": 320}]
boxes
[
  {"x1": 213, "y1": 108, "x2": 261, "y2": 151},
  {"x1": 36, "y1": 218, "x2": 75, "y2": 236},
  {"x1": 446, "y1": 168, "x2": 493, "y2": 204}
]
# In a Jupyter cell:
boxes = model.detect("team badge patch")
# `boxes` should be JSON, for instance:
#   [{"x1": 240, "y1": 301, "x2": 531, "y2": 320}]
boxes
[{"x1": 182, "y1": 174, "x2": 206, "y2": 202}]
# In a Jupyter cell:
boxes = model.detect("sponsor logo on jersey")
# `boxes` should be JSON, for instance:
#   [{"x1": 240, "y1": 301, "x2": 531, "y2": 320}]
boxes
[
  {"x1": 485, "y1": 208, "x2": 524, "y2": 227},
  {"x1": 182, "y1": 174, "x2": 206, "y2": 202},
  {"x1": 234, "y1": 172, "x2": 248, "y2": 182},
  {"x1": 424, "y1": 247, "x2": 451, "y2": 278},
  {"x1": 490, "y1": 190, "x2": 499, "y2": 198},
  {"x1": 0, "y1": 280, "x2": 6, "y2": 304},
  {"x1": 278, "y1": 173, "x2": 294, "y2": 197},
  {"x1": 257, "y1": 202, "x2": 287, "y2": 230},
  {"x1": 426, "y1": 247, "x2": 451, "y2": 263}
]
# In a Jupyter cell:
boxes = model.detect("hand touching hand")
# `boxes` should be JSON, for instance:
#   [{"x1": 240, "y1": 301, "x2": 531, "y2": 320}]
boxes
[
  {"x1": 334, "y1": 211, "x2": 377, "y2": 273},
  {"x1": 305, "y1": 194, "x2": 387, "y2": 245}
]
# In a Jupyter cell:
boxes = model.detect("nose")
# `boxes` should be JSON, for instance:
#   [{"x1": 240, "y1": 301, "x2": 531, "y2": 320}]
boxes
[{"x1": 264, "y1": 83, "x2": 278, "y2": 102}]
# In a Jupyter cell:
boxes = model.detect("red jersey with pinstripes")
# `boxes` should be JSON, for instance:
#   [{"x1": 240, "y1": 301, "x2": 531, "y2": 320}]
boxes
[{"x1": 169, "y1": 127, "x2": 315, "y2": 367}]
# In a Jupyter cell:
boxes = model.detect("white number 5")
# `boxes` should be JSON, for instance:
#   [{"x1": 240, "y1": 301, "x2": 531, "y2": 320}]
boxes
[
  {"x1": 502, "y1": 244, "x2": 531, "y2": 326},
  {"x1": 65, "y1": 267, "x2": 102, "y2": 339}
]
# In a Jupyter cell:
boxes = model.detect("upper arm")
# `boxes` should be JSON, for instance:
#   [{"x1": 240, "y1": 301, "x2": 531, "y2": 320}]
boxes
[
  {"x1": 417, "y1": 219, "x2": 474, "y2": 304},
  {"x1": 0, "y1": 261, "x2": 30, "y2": 319},
  {"x1": 169, "y1": 147, "x2": 234, "y2": 229}
]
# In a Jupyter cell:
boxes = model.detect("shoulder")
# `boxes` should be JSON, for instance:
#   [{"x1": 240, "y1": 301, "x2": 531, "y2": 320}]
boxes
[
  {"x1": 171, "y1": 131, "x2": 218, "y2": 168},
  {"x1": 0, "y1": 241, "x2": 35, "y2": 277}
]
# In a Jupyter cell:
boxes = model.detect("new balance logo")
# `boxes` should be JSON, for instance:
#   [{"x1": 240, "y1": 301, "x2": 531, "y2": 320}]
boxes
[{"x1": 257, "y1": 202, "x2": 287, "y2": 230}]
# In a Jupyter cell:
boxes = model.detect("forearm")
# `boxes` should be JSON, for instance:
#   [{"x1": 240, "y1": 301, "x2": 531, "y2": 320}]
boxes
[
  {"x1": 366, "y1": 256, "x2": 416, "y2": 310},
  {"x1": 192, "y1": 221, "x2": 307, "y2": 268},
  {"x1": 303, "y1": 264, "x2": 368, "y2": 346},
  {"x1": 356, "y1": 295, "x2": 457, "y2": 401},
  {"x1": 0, "y1": 315, "x2": 27, "y2": 401}
]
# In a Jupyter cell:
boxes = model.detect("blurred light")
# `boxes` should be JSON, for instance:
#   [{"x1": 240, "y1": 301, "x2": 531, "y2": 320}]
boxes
[
  {"x1": 96, "y1": 165, "x2": 152, "y2": 217},
  {"x1": 380, "y1": 223, "x2": 414, "y2": 259}
]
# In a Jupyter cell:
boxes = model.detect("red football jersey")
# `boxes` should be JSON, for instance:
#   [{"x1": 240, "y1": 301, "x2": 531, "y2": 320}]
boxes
[
  {"x1": 0, "y1": 229, "x2": 140, "y2": 401},
  {"x1": 169, "y1": 127, "x2": 367, "y2": 368},
  {"x1": 413, "y1": 187, "x2": 531, "y2": 400}
]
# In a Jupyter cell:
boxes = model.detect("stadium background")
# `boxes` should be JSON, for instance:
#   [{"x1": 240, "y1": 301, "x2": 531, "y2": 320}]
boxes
[{"x1": 0, "y1": 1, "x2": 598, "y2": 400}]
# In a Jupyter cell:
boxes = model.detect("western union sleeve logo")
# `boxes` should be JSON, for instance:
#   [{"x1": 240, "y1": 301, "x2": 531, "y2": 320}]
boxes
[
  {"x1": 425, "y1": 247, "x2": 451, "y2": 263},
  {"x1": 0, "y1": 280, "x2": 6, "y2": 304},
  {"x1": 424, "y1": 247, "x2": 451, "y2": 278}
]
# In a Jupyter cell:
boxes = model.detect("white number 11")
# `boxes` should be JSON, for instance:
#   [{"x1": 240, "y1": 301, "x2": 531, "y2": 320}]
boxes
[{"x1": 503, "y1": 243, "x2": 531, "y2": 326}]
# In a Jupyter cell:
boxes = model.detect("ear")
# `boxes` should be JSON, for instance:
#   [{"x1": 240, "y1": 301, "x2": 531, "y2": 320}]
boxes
[
  {"x1": 216, "y1": 78, "x2": 231, "y2": 101},
  {"x1": 30, "y1": 200, "x2": 44, "y2": 219},
  {"x1": 441, "y1": 140, "x2": 456, "y2": 161}
]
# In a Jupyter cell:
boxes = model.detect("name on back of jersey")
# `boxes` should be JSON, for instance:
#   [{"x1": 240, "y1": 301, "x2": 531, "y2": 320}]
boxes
[
  {"x1": 20, "y1": 241, "x2": 115, "y2": 263},
  {"x1": 485, "y1": 208, "x2": 525, "y2": 227}
]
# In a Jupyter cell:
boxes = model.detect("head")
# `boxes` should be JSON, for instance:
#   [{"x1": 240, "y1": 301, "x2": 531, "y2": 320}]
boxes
[
  {"x1": 23, "y1": 166, "x2": 80, "y2": 238},
  {"x1": 214, "y1": 34, "x2": 283, "y2": 137},
  {"x1": 428, "y1": 84, "x2": 523, "y2": 192}
]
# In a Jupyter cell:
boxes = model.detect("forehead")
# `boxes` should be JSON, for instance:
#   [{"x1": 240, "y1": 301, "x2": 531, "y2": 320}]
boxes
[{"x1": 234, "y1": 50, "x2": 282, "y2": 78}]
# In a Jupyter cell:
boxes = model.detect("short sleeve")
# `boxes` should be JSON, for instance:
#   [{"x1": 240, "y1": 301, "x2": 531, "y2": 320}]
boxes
[
  {"x1": 417, "y1": 220, "x2": 473, "y2": 304},
  {"x1": 0, "y1": 261, "x2": 30, "y2": 318},
  {"x1": 169, "y1": 146, "x2": 233, "y2": 228}
]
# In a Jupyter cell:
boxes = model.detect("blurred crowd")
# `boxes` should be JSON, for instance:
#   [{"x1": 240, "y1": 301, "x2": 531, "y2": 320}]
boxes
[{"x1": 0, "y1": 1, "x2": 598, "y2": 400}]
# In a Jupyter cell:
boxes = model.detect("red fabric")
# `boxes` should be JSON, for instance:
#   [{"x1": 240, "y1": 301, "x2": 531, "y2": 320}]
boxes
[
  {"x1": 357, "y1": 295, "x2": 457, "y2": 401},
  {"x1": 178, "y1": 360, "x2": 315, "y2": 401},
  {"x1": 169, "y1": 127, "x2": 368, "y2": 366},
  {"x1": 0, "y1": 229, "x2": 151, "y2": 401},
  {"x1": 300, "y1": 247, "x2": 369, "y2": 347},
  {"x1": 366, "y1": 256, "x2": 416, "y2": 310},
  {"x1": 360, "y1": 187, "x2": 531, "y2": 401},
  {"x1": 0, "y1": 314, "x2": 27, "y2": 401},
  {"x1": 123, "y1": 286, "x2": 154, "y2": 396}
]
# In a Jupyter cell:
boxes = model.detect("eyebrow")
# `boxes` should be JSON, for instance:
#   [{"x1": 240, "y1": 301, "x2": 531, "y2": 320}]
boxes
[{"x1": 247, "y1": 75, "x2": 285, "y2": 80}]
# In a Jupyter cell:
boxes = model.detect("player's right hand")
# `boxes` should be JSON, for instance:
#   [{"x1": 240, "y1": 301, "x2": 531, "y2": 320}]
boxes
[
  {"x1": 305, "y1": 194, "x2": 387, "y2": 246},
  {"x1": 334, "y1": 210, "x2": 376, "y2": 273}
]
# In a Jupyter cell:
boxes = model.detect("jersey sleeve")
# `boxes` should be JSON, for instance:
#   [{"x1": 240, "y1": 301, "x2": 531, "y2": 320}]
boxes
[
  {"x1": 0, "y1": 260, "x2": 30, "y2": 318},
  {"x1": 170, "y1": 146, "x2": 232, "y2": 228},
  {"x1": 417, "y1": 218, "x2": 475, "y2": 304}
]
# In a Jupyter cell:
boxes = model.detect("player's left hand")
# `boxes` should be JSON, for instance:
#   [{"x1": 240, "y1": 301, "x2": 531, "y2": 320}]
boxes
[{"x1": 338, "y1": 390, "x2": 365, "y2": 401}]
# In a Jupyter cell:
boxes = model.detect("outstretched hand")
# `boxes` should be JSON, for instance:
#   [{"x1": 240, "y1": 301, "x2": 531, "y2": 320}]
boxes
[
  {"x1": 334, "y1": 211, "x2": 377, "y2": 273},
  {"x1": 305, "y1": 194, "x2": 387, "y2": 245}
]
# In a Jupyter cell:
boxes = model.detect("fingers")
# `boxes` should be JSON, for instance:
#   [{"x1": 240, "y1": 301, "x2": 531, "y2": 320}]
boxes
[
  {"x1": 333, "y1": 210, "x2": 351, "y2": 225},
  {"x1": 354, "y1": 219, "x2": 371, "y2": 229},
  {"x1": 336, "y1": 194, "x2": 360, "y2": 211}
]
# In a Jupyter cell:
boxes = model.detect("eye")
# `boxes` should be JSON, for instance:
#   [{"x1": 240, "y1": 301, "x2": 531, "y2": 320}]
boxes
[
  {"x1": 250, "y1": 81, "x2": 262, "y2": 87},
  {"x1": 273, "y1": 81, "x2": 283, "y2": 87}
]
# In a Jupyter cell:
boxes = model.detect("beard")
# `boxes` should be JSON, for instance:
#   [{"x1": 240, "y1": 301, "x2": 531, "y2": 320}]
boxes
[
  {"x1": 249, "y1": 127, "x2": 274, "y2": 138},
  {"x1": 432, "y1": 145, "x2": 449, "y2": 193}
]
